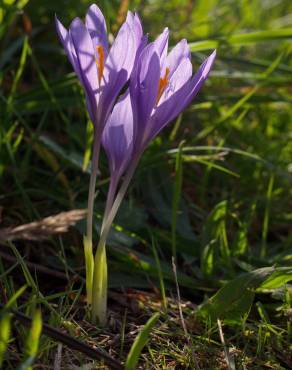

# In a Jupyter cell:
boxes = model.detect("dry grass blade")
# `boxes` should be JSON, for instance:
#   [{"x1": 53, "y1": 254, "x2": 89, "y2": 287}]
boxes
[
  {"x1": 172, "y1": 257, "x2": 200, "y2": 370},
  {"x1": 217, "y1": 319, "x2": 235, "y2": 370},
  {"x1": 53, "y1": 343, "x2": 63, "y2": 370},
  {"x1": 0, "y1": 209, "x2": 86, "y2": 242}
]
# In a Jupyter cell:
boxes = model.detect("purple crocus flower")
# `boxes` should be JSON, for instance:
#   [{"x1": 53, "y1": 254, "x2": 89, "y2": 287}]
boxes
[
  {"x1": 55, "y1": 5, "x2": 144, "y2": 311},
  {"x1": 95, "y1": 21, "x2": 215, "y2": 326},
  {"x1": 102, "y1": 29, "x2": 216, "y2": 187},
  {"x1": 100, "y1": 28, "x2": 216, "y2": 247},
  {"x1": 55, "y1": 4, "x2": 143, "y2": 134}
]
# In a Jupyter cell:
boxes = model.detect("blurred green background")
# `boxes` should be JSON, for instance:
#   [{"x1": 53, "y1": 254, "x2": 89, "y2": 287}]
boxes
[{"x1": 1, "y1": 0, "x2": 292, "y2": 368}]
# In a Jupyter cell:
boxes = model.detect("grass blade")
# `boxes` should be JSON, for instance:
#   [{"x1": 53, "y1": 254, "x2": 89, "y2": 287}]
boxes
[
  {"x1": 125, "y1": 312, "x2": 160, "y2": 370},
  {"x1": 190, "y1": 28, "x2": 292, "y2": 51},
  {"x1": 18, "y1": 309, "x2": 42, "y2": 370},
  {"x1": 151, "y1": 237, "x2": 167, "y2": 310},
  {"x1": 0, "y1": 312, "x2": 12, "y2": 367},
  {"x1": 171, "y1": 141, "x2": 184, "y2": 261}
]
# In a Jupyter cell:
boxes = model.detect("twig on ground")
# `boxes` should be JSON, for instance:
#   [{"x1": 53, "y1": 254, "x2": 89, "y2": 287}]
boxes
[{"x1": 0, "y1": 303, "x2": 123, "y2": 370}]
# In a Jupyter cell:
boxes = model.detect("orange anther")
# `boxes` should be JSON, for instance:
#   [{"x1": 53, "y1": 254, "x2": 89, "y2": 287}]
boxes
[
  {"x1": 156, "y1": 67, "x2": 170, "y2": 104},
  {"x1": 95, "y1": 45, "x2": 105, "y2": 84}
]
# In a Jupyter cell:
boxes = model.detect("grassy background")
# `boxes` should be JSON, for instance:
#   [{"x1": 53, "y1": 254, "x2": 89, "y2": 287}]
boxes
[{"x1": 0, "y1": 0, "x2": 292, "y2": 368}]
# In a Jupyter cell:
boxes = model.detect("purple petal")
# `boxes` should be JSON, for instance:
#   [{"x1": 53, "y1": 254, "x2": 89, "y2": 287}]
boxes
[
  {"x1": 125, "y1": 12, "x2": 146, "y2": 76},
  {"x1": 154, "y1": 28, "x2": 169, "y2": 68},
  {"x1": 125, "y1": 11, "x2": 145, "y2": 68},
  {"x1": 105, "y1": 22, "x2": 136, "y2": 73},
  {"x1": 130, "y1": 33, "x2": 148, "y2": 86},
  {"x1": 126, "y1": 11, "x2": 143, "y2": 47},
  {"x1": 148, "y1": 50, "x2": 216, "y2": 143},
  {"x1": 69, "y1": 17, "x2": 99, "y2": 97},
  {"x1": 134, "y1": 13, "x2": 143, "y2": 40},
  {"x1": 55, "y1": 16, "x2": 80, "y2": 77},
  {"x1": 160, "y1": 57, "x2": 192, "y2": 104},
  {"x1": 136, "y1": 34, "x2": 148, "y2": 60},
  {"x1": 102, "y1": 90, "x2": 133, "y2": 178},
  {"x1": 99, "y1": 22, "x2": 137, "y2": 126},
  {"x1": 126, "y1": 10, "x2": 135, "y2": 27},
  {"x1": 138, "y1": 43, "x2": 160, "y2": 84},
  {"x1": 85, "y1": 4, "x2": 108, "y2": 55},
  {"x1": 56, "y1": 16, "x2": 97, "y2": 124},
  {"x1": 166, "y1": 39, "x2": 190, "y2": 77},
  {"x1": 130, "y1": 43, "x2": 161, "y2": 148}
]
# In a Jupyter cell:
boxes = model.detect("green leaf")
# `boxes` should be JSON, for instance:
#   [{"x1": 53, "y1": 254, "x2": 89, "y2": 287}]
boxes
[
  {"x1": 0, "y1": 312, "x2": 12, "y2": 367},
  {"x1": 18, "y1": 309, "x2": 42, "y2": 370},
  {"x1": 258, "y1": 268, "x2": 292, "y2": 290},
  {"x1": 200, "y1": 200, "x2": 229, "y2": 276},
  {"x1": 189, "y1": 28, "x2": 292, "y2": 51},
  {"x1": 229, "y1": 28, "x2": 292, "y2": 44},
  {"x1": 5, "y1": 285, "x2": 27, "y2": 310},
  {"x1": 39, "y1": 135, "x2": 90, "y2": 173},
  {"x1": 125, "y1": 313, "x2": 160, "y2": 370},
  {"x1": 171, "y1": 140, "x2": 184, "y2": 259},
  {"x1": 189, "y1": 40, "x2": 219, "y2": 52},
  {"x1": 197, "y1": 267, "x2": 292, "y2": 323}
]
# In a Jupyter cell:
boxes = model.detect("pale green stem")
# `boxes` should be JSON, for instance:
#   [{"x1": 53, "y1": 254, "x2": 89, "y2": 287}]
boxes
[
  {"x1": 101, "y1": 175, "x2": 119, "y2": 234},
  {"x1": 87, "y1": 132, "x2": 101, "y2": 241},
  {"x1": 83, "y1": 235, "x2": 94, "y2": 306},
  {"x1": 91, "y1": 240, "x2": 107, "y2": 325},
  {"x1": 85, "y1": 132, "x2": 100, "y2": 305},
  {"x1": 90, "y1": 175, "x2": 118, "y2": 325},
  {"x1": 91, "y1": 157, "x2": 139, "y2": 325},
  {"x1": 99, "y1": 158, "x2": 139, "y2": 249}
]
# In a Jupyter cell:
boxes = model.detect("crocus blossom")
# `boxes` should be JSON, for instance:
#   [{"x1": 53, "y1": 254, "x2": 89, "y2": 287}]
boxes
[
  {"x1": 55, "y1": 5, "x2": 143, "y2": 134},
  {"x1": 55, "y1": 4, "x2": 143, "y2": 316},
  {"x1": 102, "y1": 29, "x2": 216, "y2": 184},
  {"x1": 96, "y1": 37, "x2": 215, "y2": 325},
  {"x1": 56, "y1": 5, "x2": 215, "y2": 325},
  {"x1": 100, "y1": 29, "x2": 216, "y2": 268}
]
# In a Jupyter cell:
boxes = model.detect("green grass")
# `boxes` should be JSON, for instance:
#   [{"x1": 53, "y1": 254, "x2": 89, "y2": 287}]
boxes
[{"x1": 0, "y1": 0, "x2": 292, "y2": 368}]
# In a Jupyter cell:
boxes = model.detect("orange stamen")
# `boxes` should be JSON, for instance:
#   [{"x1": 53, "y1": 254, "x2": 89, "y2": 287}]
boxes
[
  {"x1": 156, "y1": 67, "x2": 170, "y2": 104},
  {"x1": 95, "y1": 45, "x2": 105, "y2": 84}
]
